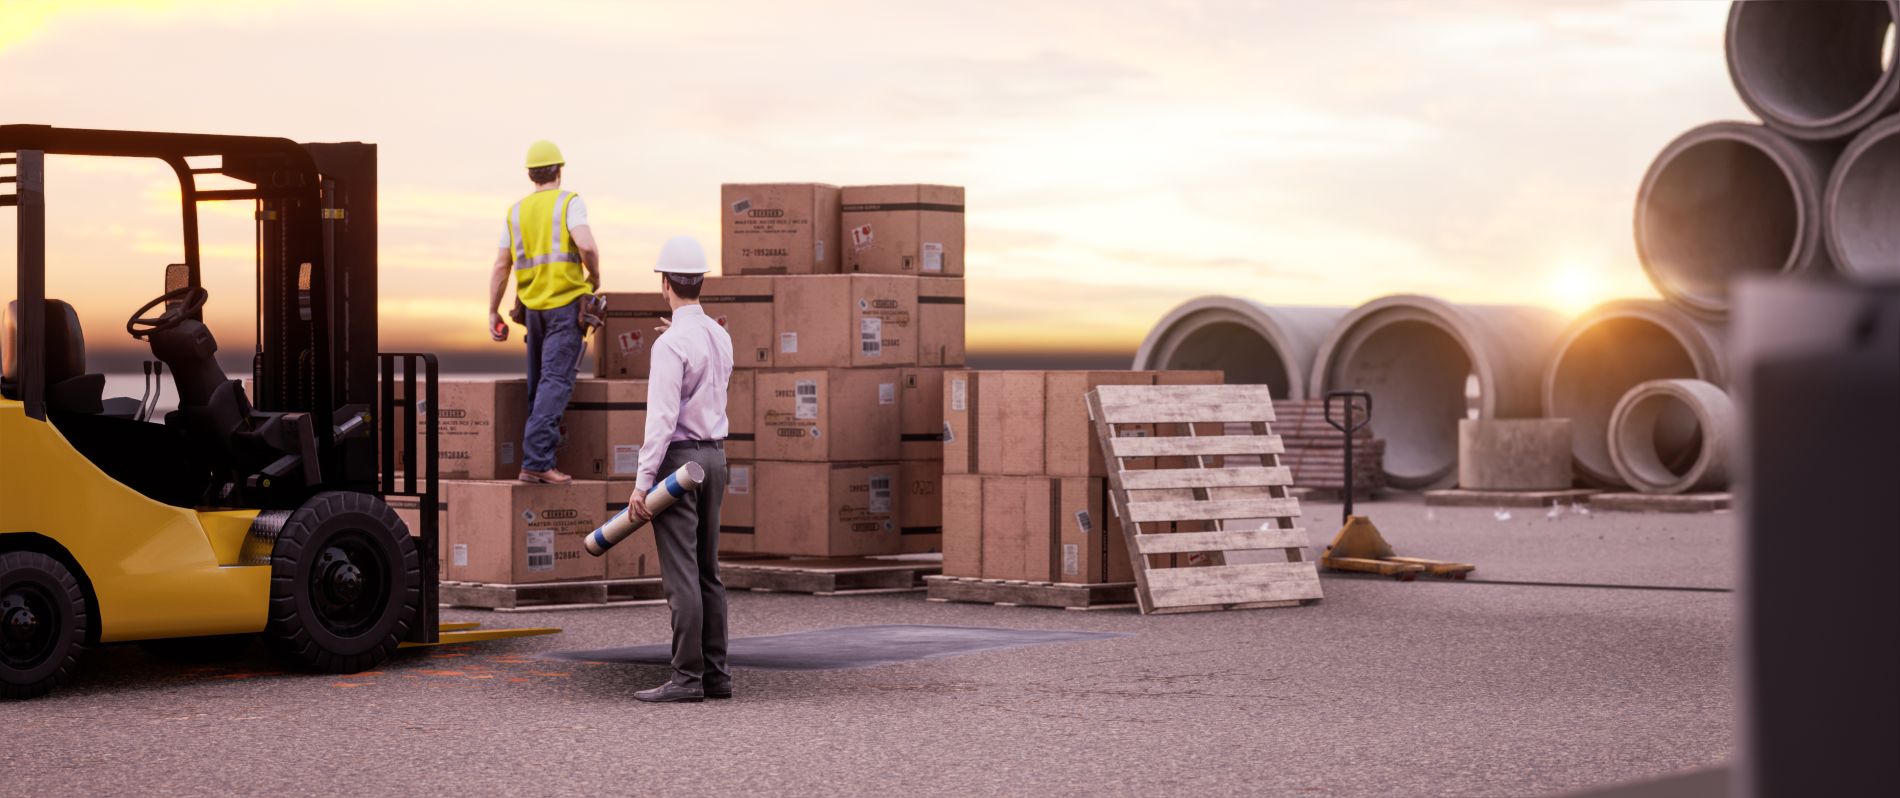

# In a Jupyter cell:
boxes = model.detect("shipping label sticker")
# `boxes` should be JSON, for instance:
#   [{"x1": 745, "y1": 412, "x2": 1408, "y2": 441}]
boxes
[
  {"x1": 1063, "y1": 543, "x2": 1079, "y2": 576},
  {"x1": 860, "y1": 317, "x2": 883, "y2": 356},
  {"x1": 755, "y1": 347, "x2": 770, "y2": 363},
  {"x1": 922, "y1": 242, "x2": 944, "y2": 272},
  {"x1": 612, "y1": 444, "x2": 640, "y2": 475},
  {"x1": 878, "y1": 382, "x2": 895, "y2": 405},
  {"x1": 950, "y1": 379, "x2": 967, "y2": 411},
  {"x1": 618, "y1": 330, "x2": 641, "y2": 354},
  {"x1": 500, "y1": 441, "x2": 515, "y2": 465},
  {"x1": 850, "y1": 223, "x2": 874, "y2": 252},
  {"x1": 715, "y1": 315, "x2": 728, "y2": 328},
  {"x1": 729, "y1": 465, "x2": 751, "y2": 495},
  {"x1": 869, "y1": 475, "x2": 892, "y2": 514},
  {"x1": 731, "y1": 198, "x2": 752, "y2": 215},
  {"x1": 451, "y1": 543, "x2": 469, "y2": 568},
  {"x1": 815, "y1": 239, "x2": 825, "y2": 262},
  {"x1": 794, "y1": 379, "x2": 819, "y2": 420},
  {"x1": 779, "y1": 332, "x2": 798, "y2": 354},
  {"x1": 525, "y1": 529, "x2": 555, "y2": 572},
  {"x1": 521, "y1": 508, "x2": 536, "y2": 522},
  {"x1": 811, "y1": 427, "x2": 822, "y2": 439},
  {"x1": 942, "y1": 421, "x2": 954, "y2": 443},
  {"x1": 1075, "y1": 510, "x2": 1093, "y2": 533}
]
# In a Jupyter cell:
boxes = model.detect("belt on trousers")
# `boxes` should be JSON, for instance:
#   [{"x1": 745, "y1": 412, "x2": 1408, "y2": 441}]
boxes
[{"x1": 667, "y1": 440, "x2": 723, "y2": 451}]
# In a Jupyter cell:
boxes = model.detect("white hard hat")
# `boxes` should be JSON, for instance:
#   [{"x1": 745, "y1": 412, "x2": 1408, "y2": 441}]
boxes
[{"x1": 655, "y1": 236, "x2": 711, "y2": 275}]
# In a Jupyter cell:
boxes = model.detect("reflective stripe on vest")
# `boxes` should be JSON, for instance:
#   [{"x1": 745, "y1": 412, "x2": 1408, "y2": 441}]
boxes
[{"x1": 506, "y1": 189, "x2": 590, "y2": 310}]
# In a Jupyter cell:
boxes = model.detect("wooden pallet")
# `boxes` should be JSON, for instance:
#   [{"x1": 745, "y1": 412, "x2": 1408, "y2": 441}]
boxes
[
  {"x1": 923, "y1": 575, "x2": 1138, "y2": 611},
  {"x1": 440, "y1": 577, "x2": 666, "y2": 612},
  {"x1": 1086, "y1": 384, "x2": 1325, "y2": 615},
  {"x1": 720, "y1": 556, "x2": 941, "y2": 595},
  {"x1": 1424, "y1": 488, "x2": 1601, "y2": 508},
  {"x1": 1590, "y1": 492, "x2": 1732, "y2": 513}
]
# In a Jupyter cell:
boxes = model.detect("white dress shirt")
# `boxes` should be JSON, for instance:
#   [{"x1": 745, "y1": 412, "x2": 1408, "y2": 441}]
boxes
[{"x1": 635, "y1": 303, "x2": 734, "y2": 491}]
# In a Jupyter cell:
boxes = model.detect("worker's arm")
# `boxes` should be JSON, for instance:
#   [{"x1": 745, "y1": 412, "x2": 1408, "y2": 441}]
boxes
[
  {"x1": 630, "y1": 337, "x2": 684, "y2": 518},
  {"x1": 487, "y1": 246, "x2": 512, "y2": 342},
  {"x1": 571, "y1": 224, "x2": 601, "y2": 291}
]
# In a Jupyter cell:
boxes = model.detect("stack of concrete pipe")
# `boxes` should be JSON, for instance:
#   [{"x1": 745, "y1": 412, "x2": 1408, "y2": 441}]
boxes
[{"x1": 1135, "y1": 2, "x2": 1900, "y2": 495}]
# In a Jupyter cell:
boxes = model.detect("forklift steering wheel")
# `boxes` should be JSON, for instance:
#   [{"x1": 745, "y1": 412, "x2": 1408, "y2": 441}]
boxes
[{"x1": 127, "y1": 286, "x2": 209, "y2": 340}]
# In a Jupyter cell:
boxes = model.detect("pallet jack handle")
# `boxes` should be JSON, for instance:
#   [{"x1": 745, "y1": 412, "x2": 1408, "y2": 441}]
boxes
[{"x1": 1324, "y1": 390, "x2": 1372, "y2": 524}]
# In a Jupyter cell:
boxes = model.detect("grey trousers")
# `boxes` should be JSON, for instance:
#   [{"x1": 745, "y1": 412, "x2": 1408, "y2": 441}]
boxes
[
  {"x1": 522, "y1": 299, "x2": 582, "y2": 471},
  {"x1": 653, "y1": 443, "x2": 730, "y2": 688}
]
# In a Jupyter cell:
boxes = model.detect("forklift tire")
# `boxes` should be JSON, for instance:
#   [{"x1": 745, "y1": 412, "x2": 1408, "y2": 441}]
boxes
[
  {"x1": 264, "y1": 492, "x2": 419, "y2": 674},
  {"x1": 1, "y1": 551, "x2": 90, "y2": 700}
]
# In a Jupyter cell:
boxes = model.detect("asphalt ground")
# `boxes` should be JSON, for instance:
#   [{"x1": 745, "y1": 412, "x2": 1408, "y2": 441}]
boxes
[{"x1": 2, "y1": 499, "x2": 1734, "y2": 797}]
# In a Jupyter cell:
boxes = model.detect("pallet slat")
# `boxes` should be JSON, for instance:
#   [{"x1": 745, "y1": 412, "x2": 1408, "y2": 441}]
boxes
[
  {"x1": 1093, "y1": 384, "x2": 1277, "y2": 409},
  {"x1": 1108, "y1": 435, "x2": 1284, "y2": 458},
  {"x1": 1143, "y1": 561, "x2": 1318, "y2": 590},
  {"x1": 1134, "y1": 527, "x2": 1309, "y2": 554},
  {"x1": 1117, "y1": 466, "x2": 1291, "y2": 491},
  {"x1": 1125, "y1": 497, "x2": 1301, "y2": 523},
  {"x1": 1094, "y1": 403, "x2": 1277, "y2": 424},
  {"x1": 1148, "y1": 573, "x2": 1325, "y2": 608}
]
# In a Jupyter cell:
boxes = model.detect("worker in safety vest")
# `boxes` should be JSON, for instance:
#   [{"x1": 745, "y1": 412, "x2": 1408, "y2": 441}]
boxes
[
  {"x1": 488, "y1": 139, "x2": 601, "y2": 484},
  {"x1": 626, "y1": 236, "x2": 733, "y2": 703}
]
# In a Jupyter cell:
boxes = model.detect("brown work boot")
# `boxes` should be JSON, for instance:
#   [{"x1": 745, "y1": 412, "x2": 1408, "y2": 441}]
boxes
[{"x1": 518, "y1": 468, "x2": 573, "y2": 485}]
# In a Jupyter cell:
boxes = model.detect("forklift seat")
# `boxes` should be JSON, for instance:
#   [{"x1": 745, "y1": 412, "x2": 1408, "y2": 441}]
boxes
[{"x1": 1, "y1": 299, "x2": 105, "y2": 414}]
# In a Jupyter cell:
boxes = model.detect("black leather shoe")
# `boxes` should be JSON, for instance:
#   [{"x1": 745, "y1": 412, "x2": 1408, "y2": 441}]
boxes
[
  {"x1": 705, "y1": 684, "x2": 733, "y2": 700},
  {"x1": 634, "y1": 683, "x2": 704, "y2": 703}
]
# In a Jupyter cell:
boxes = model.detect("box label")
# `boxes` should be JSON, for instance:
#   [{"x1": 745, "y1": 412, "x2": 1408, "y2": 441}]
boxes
[
  {"x1": 613, "y1": 444, "x2": 640, "y2": 475},
  {"x1": 850, "y1": 223, "x2": 874, "y2": 252},
  {"x1": 942, "y1": 421, "x2": 954, "y2": 443},
  {"x1": 525, "y1": 530, "x2": 555, "y2": 572},
  {"x1": 869, "y1": 474, "x2": 892, "y2": 514},
  {"x1": 1063, "y1": 543, "x2": 1079, "y2": 576},
  {"x1": 618, "y1": 330, "x2": 642, "y2": 354},
  {"x1": 1075, "y1": 510, "x2": 1092, "y2": 533},
  {"x1": 794, "y1": 379, "x2": 819, "y2": 420},
  {"x1": 815, "y1": 239, "x2": 825, "y2": 262},
  {"x1": 950, "y1": 378, "x2": 967, "y2": 411},
  {"x1": 860, "y1": 317, "x2": 882, "y2": 356},
  {"x1": 730, "y1": 198, "x2": 752, "y2": 215},
  {"x1": 922, "y1": 242, "x2": 944, "y2": 273},
  {"x1": 779, "y1": 332, "x2": 798, "y2": 354},
  {"x1": 729, "y1": 465, "x2": 751, "y2": 495},
  {"x1": 500, "y1": 441, "x2": 515, "y2": 465},
  {"x1": 452, "y1": 543, "x2": 469, "y2": 567},
  {"x1": 878, "y1": 382, "x2": 895, "y2": 405}
]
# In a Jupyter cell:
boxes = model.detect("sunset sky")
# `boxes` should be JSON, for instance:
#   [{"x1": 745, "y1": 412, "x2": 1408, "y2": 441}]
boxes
[{"x1": 1, "y1": 0, "x2": 1747, "y2": 362}]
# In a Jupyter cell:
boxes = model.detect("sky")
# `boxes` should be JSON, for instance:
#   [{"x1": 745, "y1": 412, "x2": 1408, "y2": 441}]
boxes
[{"x1": 0, "y1": 0, "x2": 1750, "y2": 362}]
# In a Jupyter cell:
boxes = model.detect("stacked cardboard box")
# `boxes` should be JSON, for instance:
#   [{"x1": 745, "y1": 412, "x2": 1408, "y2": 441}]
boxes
[
  {"x1": 714, "y1": 182, "x2": 966, "y2": 557},
  {"x1": 941, "y1": 370, "x2": 1224, "y2": 584}
]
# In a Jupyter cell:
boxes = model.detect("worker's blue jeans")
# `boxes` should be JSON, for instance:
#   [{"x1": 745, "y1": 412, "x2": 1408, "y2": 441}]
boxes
[{"x1": 522, "y1": 299, "x2": 582, "y2": 472}]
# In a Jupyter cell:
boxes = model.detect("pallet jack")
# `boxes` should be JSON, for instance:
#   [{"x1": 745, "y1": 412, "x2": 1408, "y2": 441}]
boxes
[{"x1": 1318, "y1": 390, "x2": 1475, "y2": 581}]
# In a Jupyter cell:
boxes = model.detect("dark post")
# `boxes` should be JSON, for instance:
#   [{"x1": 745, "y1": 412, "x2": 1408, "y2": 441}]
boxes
[{"x1": 16, "y1": 150, "x2": 46, "y2": 421}]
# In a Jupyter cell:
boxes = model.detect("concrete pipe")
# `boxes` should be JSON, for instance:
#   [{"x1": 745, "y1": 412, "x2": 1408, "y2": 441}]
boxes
[
  {"x1": 1726, "y1": 0, "x2": 1900, "y2": 142},
  {"x1": 1826, "y1": 114, "x2": 1900, "y2": 281},
  {"x1": 1543, "y1": 299, "x2": 1727, "y2": 488},
  {"x1": 1608, "y1": 379, "x2": 1736, "y2": 495},
  {"x1": 1309, "y1": 295, "x2": 1565, "y2": 490},
  {"x1": 1636, "y1": 122, "x2": 1836, "y2": 321},
  {"x1": 1133, "y1": 297, "x2": 1348, "y2": 400}
]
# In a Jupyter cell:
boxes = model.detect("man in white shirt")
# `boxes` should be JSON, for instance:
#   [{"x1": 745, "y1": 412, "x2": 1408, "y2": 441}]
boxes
[{"x1": 626, "y1": 236, "x2": 734, "y2": 704}]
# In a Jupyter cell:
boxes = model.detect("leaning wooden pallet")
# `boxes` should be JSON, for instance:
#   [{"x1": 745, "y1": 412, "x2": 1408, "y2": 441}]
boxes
[{"x1": 1085, "y1": 384, "x2": 1324, "y2": 614}]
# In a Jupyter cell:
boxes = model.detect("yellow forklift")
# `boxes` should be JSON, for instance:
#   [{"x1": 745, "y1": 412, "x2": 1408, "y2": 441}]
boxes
[{"x1": 0, "y1": 126, "x2": 552, "y2": 699}]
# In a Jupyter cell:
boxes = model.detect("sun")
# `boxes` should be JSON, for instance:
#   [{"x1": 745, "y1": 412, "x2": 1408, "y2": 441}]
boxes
[{"x1": 1545, "y1": 258, "x2": 1608, "y2": 317}]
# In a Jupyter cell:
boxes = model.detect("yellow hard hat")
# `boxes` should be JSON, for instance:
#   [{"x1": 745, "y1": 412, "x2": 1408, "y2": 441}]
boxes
[{"x1": 525, "y1": 140, "x2": 565, "y2": 168}]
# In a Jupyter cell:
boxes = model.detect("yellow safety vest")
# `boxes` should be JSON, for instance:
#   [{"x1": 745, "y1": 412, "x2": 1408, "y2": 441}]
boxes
[{"x1": 507, "y1": 189, "x2": 591, "y2": 310}]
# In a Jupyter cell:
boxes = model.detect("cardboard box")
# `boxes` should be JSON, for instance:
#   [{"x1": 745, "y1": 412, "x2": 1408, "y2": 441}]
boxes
[
  {"x1": 977, "y1": 476, "x2": 1109, "y2": 583},
  {"x1": 754, "y1": 461, "x2": 900, "y2": 557},
  {"x1": 386, "y1": 494, "x2": 445, "y2": 578},
  {"x1": 899, "y1": 367, "x2": 945, "y2": 461},
  {"x1": 593, "y1": 293, "x2": 671, "y2": 379},
  {"x1": 772, "y1": 274, "x2": 917, "y2": 368},
  {"x1": 976, "y1": 371, "x2": 1045, "y2": 476},
  {"x1": 754, "y1": 368, "x2": 900, "y2": 462},
  {"x1": 599, "y1": 480, "x2": 661, "y2": 579},
  {"x1": 1046, "y1": 371, "x2": 1156, "y2": 477},
  {"x1": 917, "y1": 277, "x2": 966, "y2": 366},
  {"x1": 900, "y1": 460, "x2": 943, "y2": 553},
  {"x1": 437, "y1": 379, "x2": 528, "y2": 480},
  {"x1": 841, "y1": 184, "x2": 965, "y2": 277},
  {"x1": 942, "y1": 474, "x2": 983, "y2": 577},
  {"x1": 443, "y1": 480, "x2": 606, "y2": 584},
  {"x1": 943, "y1": 370, "x2": 976, "y2": 474},
  {"x1": 721, "y1": 183, "x2": 840, "y2": 275},
  {"x1": 558, "y1": 379, "x2": 648, "y2": 480},
  {"x1": 719, "y1": 461, "x2": 757, "y2": 555},
  {"x1": 725, "y1": 369, "x2": 755, "y2": 460},
  {"x1": 701, "y1": 275, "x2": 775, "y2": 368},
  {"x1": 979, "y1": 476, "x2": 1037, "y2": 581}
]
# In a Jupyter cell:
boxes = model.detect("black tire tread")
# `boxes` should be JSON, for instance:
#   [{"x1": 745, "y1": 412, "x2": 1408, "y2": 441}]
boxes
[
  {"x1": 263, "y1": 492, "x2": 419, "y2": 674},
  {"x1": 0, "y1": 551, "x2": 89, "y2": 700}
]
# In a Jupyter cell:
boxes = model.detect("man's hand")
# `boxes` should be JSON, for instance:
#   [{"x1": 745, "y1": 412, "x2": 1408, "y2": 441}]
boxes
[
  {"x1": 488, "y1": 311, "x2": 509, "y2": 342},
  {"x1": 655, "y1": 316, "x2": 672, "y2": 334},
  {"x1": 629, "y1": 489, "x2": 653, "y2": 522}
]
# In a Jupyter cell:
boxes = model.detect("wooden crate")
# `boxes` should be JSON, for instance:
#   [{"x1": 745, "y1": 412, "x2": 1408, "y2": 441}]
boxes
[
  {"x1": 1086, "y1": 385, "x2": 1324, "y2": 615},
  {"x1": 923, "y1": 575, "x2": 1137, "y2": 611},
  {"x1": 720, "y1": 556, "x2": 941, "y2": 595}
]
